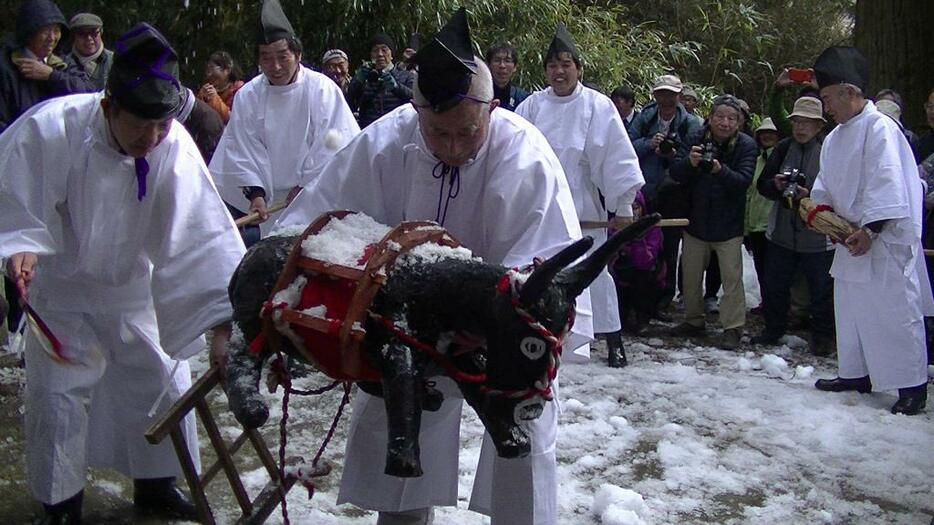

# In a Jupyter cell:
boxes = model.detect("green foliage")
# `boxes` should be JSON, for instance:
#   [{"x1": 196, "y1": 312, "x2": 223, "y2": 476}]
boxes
[{"x1": 0, "y1": 0, "x2": 853, "y2": 116}]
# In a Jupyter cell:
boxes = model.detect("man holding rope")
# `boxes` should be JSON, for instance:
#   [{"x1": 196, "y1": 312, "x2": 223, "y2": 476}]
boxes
[
  {"x1": 0, "y1": 23, "x2": 245, "y2": 522},
  {"x1": 810, "y1": 46, "x2": 933, "y2": 415},
  {"x1": 277, "y1": 9, "x2": 589, "y2": 524},
  {"x1": 209, "y1": 0, "x2": 359, "y2": 236}
]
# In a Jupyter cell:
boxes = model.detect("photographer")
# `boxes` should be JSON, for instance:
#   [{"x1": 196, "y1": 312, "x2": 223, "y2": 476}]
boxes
[
  {"x1": 347, "y1": 33, "x2": 414, "y2": 128},
  {"x1": 670, "y1": 94, "x2": 757, "y2": 348},
  {"x1": 628, "y1": 74, "x2": 702, "y2": 310},
  {"x1": 753, "y1": 97, "x2": 834, "y2": 355}
]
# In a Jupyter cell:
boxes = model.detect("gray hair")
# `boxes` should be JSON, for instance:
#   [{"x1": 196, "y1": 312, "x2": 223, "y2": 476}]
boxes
[
  {"x1": 839, "y1": 83, "x2": 864, "y2": 98},
  {"x1": 413, "y1": 56, "x2": 493, "y2": 109}
]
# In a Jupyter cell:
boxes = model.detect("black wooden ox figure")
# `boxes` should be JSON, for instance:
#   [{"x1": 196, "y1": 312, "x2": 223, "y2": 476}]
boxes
[{"x1": 226, "y1": 214, "x2": 661, "y2": 477}]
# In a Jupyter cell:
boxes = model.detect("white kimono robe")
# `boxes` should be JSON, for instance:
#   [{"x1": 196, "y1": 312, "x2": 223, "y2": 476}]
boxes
[
  {"x1": 0, "y1": 93, "x2": 246, "y2": 504},
  {"x1": 516, "y1": 83, "x2": 644, "y2": 336},
  {"x1": 811, "y1": 101, "x2": 934, "y2": 391},
  {"x1": 209, "y1": 66, "x2": 360, "y2": 234},
  {"x1": 277, "y1": 104, "x2": 590, "y2": 524}
]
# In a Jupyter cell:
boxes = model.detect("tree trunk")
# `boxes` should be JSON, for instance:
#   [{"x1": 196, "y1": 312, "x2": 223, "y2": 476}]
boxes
[{"x1": 854, "y1": 0, "x2": 934, "y2": 132}]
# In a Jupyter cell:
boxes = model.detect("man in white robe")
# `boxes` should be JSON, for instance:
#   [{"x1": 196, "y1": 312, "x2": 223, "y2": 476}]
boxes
[
  {"x1": 515, "y1": 24, "x2": 644, "y2": 367},
  {"x1": 0, "y1": 24, "x2": 245, "y2": 521},
  {"x1": 810, "y1": 46, "x2": 933, "y2": 415},
  {"x1": 276, "y1": 9, "x2": 590, "y2": 525},
  {"x1": 209, "y1": 0, "x2": 359, "y2": 236}
]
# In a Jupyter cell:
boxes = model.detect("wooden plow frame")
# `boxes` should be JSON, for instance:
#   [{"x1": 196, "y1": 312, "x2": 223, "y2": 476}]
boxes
[{"x1": 145, "y1": 366, "x2": 296, "y2": 524}]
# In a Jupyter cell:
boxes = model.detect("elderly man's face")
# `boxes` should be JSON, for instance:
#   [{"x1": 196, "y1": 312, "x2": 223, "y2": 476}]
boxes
[
  {"x1": 757, "y1": 130, "x2": 779, "y2": 149},
  {"x1": 73, "y1": 26, "x2": 102, "y2": 57},
  {"x1": 258, "y1": 39, "x2": 300, "y2": 86},
  {"x1": 820, "y1": 85, "x2": 864, "y2": 124},
  {"x1": 489, "y1": 51, "x2": 516, "y2": 89},
  {"x1": 545, "y1": 52, "x2": 580, "y2": 97},
  {"x1": 323, "y1": 58, "x2": 349, "y2": 85},
  {"x1": 371, "y1": 44, "x2": 392, "y2": 71},
  {"x1": 791, "y1": 117, "x2": 822, "y2": 144},
  {"x1": 654, "y1": 90, "x2": 679, "y2": 114},
  {"x1": 709, "y1": 105, "x2": 740, "y2": 141},
  {"x1": 27, "y1": 23, "x2": 61, "y2": 59},
  {"x1": 102, "y1": 98, "x2": 173, "y2": 159},
  {"x1": 681, "y1": 94, "x2": 697, "y2": 113},
  {"x1": 418, "y1": 100, "x2": 494, "y2": 167}
]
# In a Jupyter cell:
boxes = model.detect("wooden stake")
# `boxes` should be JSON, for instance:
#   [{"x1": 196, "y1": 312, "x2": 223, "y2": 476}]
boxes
[
  {"x1": 580, "y1": 218, "x2": 689, "y2": 230},
  {"x1": 234, "y1": 201, "x2": 290, "y2": 227}
]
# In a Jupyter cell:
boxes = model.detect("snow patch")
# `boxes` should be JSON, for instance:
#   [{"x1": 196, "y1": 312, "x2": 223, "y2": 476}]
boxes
[
  {"x1": 592, "y1": 484, "x2": 648, "y2": 525},
  {"x1": 301, "y1": 213, "x2": 391, "y2": 269}
]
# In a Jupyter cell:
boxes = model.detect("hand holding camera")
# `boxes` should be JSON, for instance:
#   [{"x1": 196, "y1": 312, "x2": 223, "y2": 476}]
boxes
[
  {"x1": 776, "y1": 168, "x2": 808, "y2": 206},
  {"x1": 657, "y1": 131, "x2": 680, "y2": 157},
  {"x1": 691, "y1": 140, "x2": 719, "y2": 174},
  {"x1": 353, "y1": 63, "x2": 373, "y2": 84},
  {"x1": 379, "y1": 71, "x2": 398, "y2": 91}
]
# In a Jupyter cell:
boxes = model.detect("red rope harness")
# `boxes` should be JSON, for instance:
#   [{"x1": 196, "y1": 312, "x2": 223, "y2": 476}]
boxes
[
  {"x1": 270, "y1": 351, "x2": 352, "y2": 525},
  {"x1": 806, "y1": 204, "x2": 834, "y2": 228}
]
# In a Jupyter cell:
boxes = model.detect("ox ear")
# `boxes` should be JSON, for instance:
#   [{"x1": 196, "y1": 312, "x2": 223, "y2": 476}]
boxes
[
  {"x1": 519, "y1": 237, "x2": 594, "y2": 305},
  {"x1": 556, "y1": 213, "x2": 662, "y2": 301}
]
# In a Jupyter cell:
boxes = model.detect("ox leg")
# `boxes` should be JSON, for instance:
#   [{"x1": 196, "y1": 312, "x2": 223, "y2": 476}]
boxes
[
  {"x1": 226, "y1": 337, "x2": 270, "y2": 429},
  {"x1": 379, "y1": 342, "x2": 424, "y2": 477}
]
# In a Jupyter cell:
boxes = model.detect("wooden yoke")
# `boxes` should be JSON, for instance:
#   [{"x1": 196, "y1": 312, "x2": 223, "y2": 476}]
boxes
[{"x1": 263, "y1": 212, "x2": 461, "y2": 381}]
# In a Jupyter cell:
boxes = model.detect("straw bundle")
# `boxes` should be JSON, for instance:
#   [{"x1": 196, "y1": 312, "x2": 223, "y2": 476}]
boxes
[{"x1": 797, "y1": 198, "x2": 857, "y2": 244}]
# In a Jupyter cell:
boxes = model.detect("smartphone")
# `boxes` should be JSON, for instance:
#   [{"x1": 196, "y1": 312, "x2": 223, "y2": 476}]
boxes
[{"x1": 788, "y1": 68, "x2": 813, "y2": 84}]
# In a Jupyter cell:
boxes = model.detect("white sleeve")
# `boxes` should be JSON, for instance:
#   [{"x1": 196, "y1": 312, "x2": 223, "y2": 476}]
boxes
[
  {"x1": 585, "y1": 95, "x2": 644, "y2": 217},
  {"x1": 296, "y1": 77, "x2": 361, "y2": 187},
  {"x1": 209, "y1": 87, "x2": 272, "y2": 209}
]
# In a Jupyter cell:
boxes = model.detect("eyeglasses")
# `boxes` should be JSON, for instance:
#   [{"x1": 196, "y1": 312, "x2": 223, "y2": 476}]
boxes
[
  {"x1": 490, "y1": 57, "x2": 515, "y2": 65},
  {"x1": 75, "y1": 28, "x2": 101, "y2": 39}
]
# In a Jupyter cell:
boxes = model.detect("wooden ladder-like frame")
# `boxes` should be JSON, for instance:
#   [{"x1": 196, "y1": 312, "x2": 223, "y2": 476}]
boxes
[{"x1": 145, "y1": 366, "x2": 296, "y2": 524}]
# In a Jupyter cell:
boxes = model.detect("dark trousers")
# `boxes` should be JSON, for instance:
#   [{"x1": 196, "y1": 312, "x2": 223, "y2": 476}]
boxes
[
  {"x1": 616, "y1": 269, "x2": 659, "y2": 326},
  {"x1": 659, "y1": 227, "x2": 682, "y2": 307},
  {"x1": 704, "y1": 252, "x2": 721, "y2": 300},
  {"x1": 762, "y1": 242, "x2": 834, "y2": 340},
  {"x1": 4, "y1": 276, "x2": 22, "y2": 332},
  {"x1": 745, "y1": 232, "x2": 769, "y2": 304}
]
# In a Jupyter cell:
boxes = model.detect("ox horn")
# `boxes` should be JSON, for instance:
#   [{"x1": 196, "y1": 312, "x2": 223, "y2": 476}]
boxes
[
  {"x1": 556, "y1": 213, "x2": 662, "y2": 301},
  {"x1": 519, "y1": 236, "x2": 594, "y2": 305}
]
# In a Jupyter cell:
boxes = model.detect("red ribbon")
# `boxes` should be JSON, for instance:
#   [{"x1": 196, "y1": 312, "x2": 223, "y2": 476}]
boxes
[{"x1": 806, "y1": 204, "x2": 834, "y2": 229}]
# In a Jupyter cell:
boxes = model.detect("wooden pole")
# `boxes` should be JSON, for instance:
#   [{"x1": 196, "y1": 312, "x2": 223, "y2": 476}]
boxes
[
  {"x1": 234, "y1": 201, "x2": 290, "y2": 227},
  {"x1": 580, "y1": 218, "x2": 689, "y2": 230}
]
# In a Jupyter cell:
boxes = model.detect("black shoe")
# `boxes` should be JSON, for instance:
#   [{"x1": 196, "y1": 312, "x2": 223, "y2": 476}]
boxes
[
  {"x1": 606, "y1": 332, "x2": 627, "y2": 368},
  {"x1": 814, "y1": 376, "x2": 872, "y2": 394},
  {"x1": 751, "y1": 331, "x2": 783, "y2": 346},
  {"x1": 891, "y1": 384, "x2": 928, "y2": 415},
  {"x1": 133, "y1": 477, "x2": 199, "y2": 521},
  {"x1": 720, "y1": 328, "x2": 742, "y2": 350},
  {"x1": 673, "y1": 322, "x2": 705, "y2": 337},
  {"x1": 37, "y1": 491, "x2": 83, "y2": 525},
  {"x1": 653, "y1": 310, "x2": 672, "y2": 323}
]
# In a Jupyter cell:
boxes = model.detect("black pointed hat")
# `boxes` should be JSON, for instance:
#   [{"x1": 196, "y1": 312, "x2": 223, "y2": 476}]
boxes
[
  {"x1": 257, "y1": 0, "x2": 295, "y2": 45},
  {"x1": 813, "y1": 46, "x2": 869, "y2": 93},
  {"x1": 545, "y1": 23, "x2": 579, "y2": 63},
  {"x1": 107, "y1": 23, "x2": 181, "y2": 120},
  {"x1": 412, "y1": 7, "x2": 479, "y2": 113}
]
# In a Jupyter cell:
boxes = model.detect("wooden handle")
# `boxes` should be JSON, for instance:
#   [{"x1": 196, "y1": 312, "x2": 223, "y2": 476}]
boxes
[
  {"x1": 580, "y1": 218, "x2": 689, "y2": 230},
  {"x1": 925, "y1": 249, "x2": 934, "y2": 257},
  {"x1": 234, "y1": 201, "x2": 289, "y2": 227}
]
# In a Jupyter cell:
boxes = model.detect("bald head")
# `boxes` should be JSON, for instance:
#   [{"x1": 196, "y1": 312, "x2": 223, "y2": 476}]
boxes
[{"x1": 413, "y1": 56, "x2": 493, "y2": 109}]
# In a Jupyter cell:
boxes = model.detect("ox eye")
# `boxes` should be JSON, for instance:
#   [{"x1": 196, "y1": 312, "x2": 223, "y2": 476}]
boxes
[
  {"x1": 514, "y1": 397, "x2": 544, "y2": 424},
  {"x1": 519, "y1": 337, "x2": 546, "y2": 360}
]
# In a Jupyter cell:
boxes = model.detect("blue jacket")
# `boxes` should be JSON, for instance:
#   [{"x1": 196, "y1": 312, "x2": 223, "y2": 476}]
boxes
[
  {"x1": 494, "y1": 82, "x2": 529, "y2": 112},
  {"x1": 671, "y1": 127, "x2": 758, "y2": 242},
  {"x1": 628, "y1": 102, "x2": 702, "y2": 203},
  {"x1": 347, "y1": 63, "x2": 415, "y2": 128}
]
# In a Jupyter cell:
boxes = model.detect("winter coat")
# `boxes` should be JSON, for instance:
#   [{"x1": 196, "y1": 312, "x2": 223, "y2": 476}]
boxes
[
  {"x1": 64, "y1": 48, "x2": 113, "y2": 91},
  {"x1": 745, "y1": 147, "x2": 774, "y2": 234},
  {"x1": 914, "y1": 127, "x2": 934, "y2": 163},
  {"x1": 198, "y1": 79, "x2": 244, "y2": 124},
  {"x1": 628, "y1": 101, "x2": 703, "y2": 211},
  {"x1": 493, "y1": 82, "x2": 529, "y2": 112},
  {"x1": 671, "y1": 126, "x2": 758, "y2": 242},
  {"x1": 757, "y1": 136, "x2": 831, "y2": 253},
  {"x1": 182, "y1": 98, "x2": 225, "y2": 164},
  {"x1": 347, "y1": 63, "x2": 414, "y2": 128}
]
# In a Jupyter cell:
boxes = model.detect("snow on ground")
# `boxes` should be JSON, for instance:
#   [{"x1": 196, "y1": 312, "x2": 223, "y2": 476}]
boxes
[{"x1": 0, "y1": 249, "x2": 931, "y2": 524}]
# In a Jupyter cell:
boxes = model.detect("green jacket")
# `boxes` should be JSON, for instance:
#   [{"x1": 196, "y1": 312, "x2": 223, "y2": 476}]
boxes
[{"x1": 745, "y1": 147, "x2": 774, "y2": 234}]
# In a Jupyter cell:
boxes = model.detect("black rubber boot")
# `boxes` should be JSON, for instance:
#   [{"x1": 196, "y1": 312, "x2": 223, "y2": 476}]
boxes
[
  {"x1": 891, "y1": 384, "x2": 928, "y2": 415},
  {"x1": 606, "y1": 332, "x2": 627, "y2": 368},
  {"x1": 133, "y1": 477, "x2": 198, "y2": 521},
  {"x1": 37, "y1": 490, "x2": 83, "y2": 524}
]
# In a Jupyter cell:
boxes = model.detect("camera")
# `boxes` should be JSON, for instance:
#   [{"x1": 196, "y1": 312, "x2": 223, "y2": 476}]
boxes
[
  {"x1": 366, "y1": 67, "x2": 381, "y2": 82},
  {"x1": 781, "y1": 168, "x2": 807, "y2": 204},
  {"x1": 698, "y1": 140, "x2": 718, "y2": 173},
  {"x1": 658, "y1": 131, "x2": 680, "y2": 155}
]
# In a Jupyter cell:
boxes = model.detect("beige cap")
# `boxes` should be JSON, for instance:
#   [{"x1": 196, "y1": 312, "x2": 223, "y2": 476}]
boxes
[
  {"x1": 681, "y1": 86, "x2": 698, "y2": 99},
  {"x1": 788, "y1": 96, "x2": 826, "y2": 122},
  {"x1": 653, "y1": 74, "x2": 683, "y2": 93},
  {"x1": 875, "y1": 99, "x2": 902, "y2": 121},
  {"x1": 755, "y1": 117, "x2": 778, "y2": 134},
  {"x1": 69, "y1": 13, "x2": 102, "y2": 30}
]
